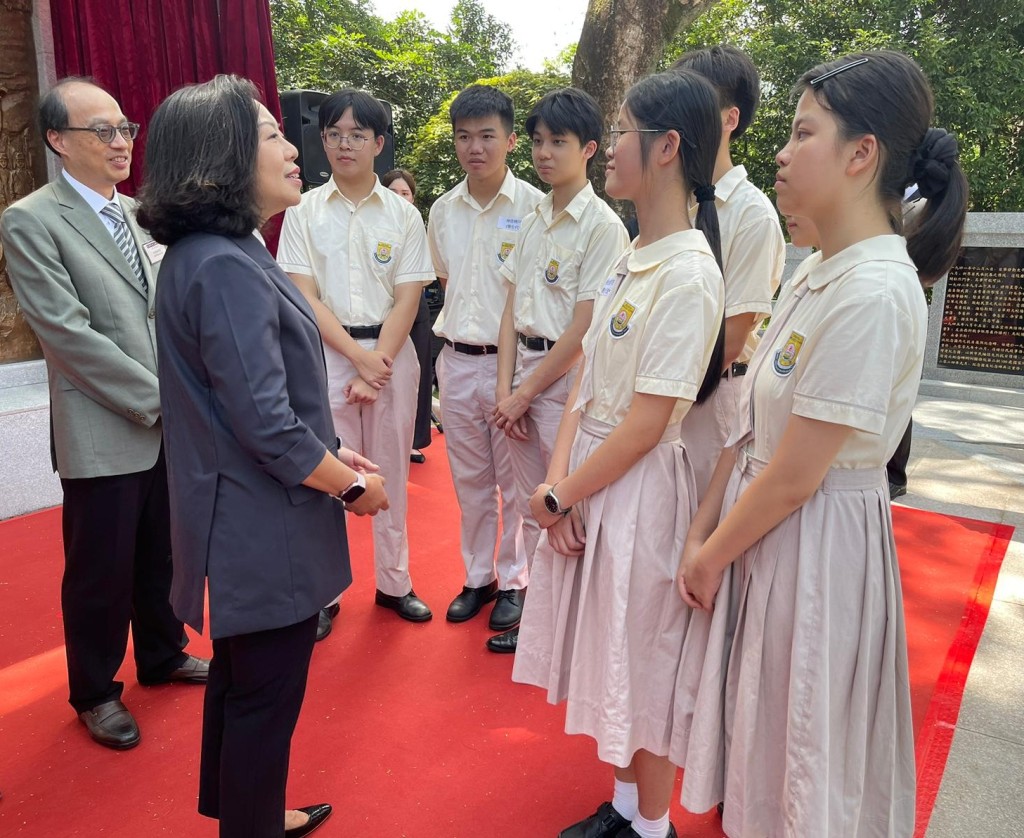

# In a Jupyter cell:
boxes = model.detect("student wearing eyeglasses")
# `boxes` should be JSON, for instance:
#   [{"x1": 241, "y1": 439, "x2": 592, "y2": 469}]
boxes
[
  {"x1": 0, "y1": 77, "x2": 209, "y2": 752},
  {"x1": 278, "y1": 89, "x2": 436, "y2": 637}
]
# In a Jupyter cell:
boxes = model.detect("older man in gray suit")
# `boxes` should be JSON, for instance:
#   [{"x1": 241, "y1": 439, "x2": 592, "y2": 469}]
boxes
[{"x1": 0, "y1": 78, "x2": 208, "y2": 750}]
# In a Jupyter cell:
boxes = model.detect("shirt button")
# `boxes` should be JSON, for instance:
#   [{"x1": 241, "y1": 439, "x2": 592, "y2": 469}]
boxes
[{"x1": 148, "y1": 309, "x2": 156, "y2": 319}]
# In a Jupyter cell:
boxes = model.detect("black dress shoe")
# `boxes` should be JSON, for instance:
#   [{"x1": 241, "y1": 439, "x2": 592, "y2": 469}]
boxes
[
  {"x1": 889, "y1": 481, "x2": 907, "y2": 501},
  {"x1": 486, "y1": 627, "x2": 518, "y2": 653},
  {"x1": 375, "y1": 589, "x2": 432, "y2": 622},
  {"x1": 489, "y1": 588, "x2": 524, "y2": 630},
  {"x1": 559, "y1": 801, "x2": 630, "y2": 838},
  {"x1": 410, "y1": 450, "x2": 426, "y2": 464},
  {"x1": 315, "y1": 603, "x2": 341, "y2": 642},
  {"x1": 285, "y1": 803, "x2": 332, "y2": 837},
  {"x1": 446, "y1": 580, "x2": 498, "y2": 622},
  {"x1": 138, "y1": 654, "x2": 210, "y2": 686},
  {"x1": 615, "y1": 826, "x2": 677, "y2": 838},
  {"x1": 78, "y1": 700, "x2": 141, "y2": 750}
]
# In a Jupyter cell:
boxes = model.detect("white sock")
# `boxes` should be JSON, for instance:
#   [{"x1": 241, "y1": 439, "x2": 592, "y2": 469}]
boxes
[
  {"x1": 631, "y1": 810, "x2": 670, "y2": 838},
  {"x1": 611, "y1": 778, "x2": 638, "y2": 821}
]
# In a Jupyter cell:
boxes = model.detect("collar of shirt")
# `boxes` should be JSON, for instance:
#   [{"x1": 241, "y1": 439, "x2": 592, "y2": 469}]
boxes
[
  {"x1": 453, "y1": 167, "x2": 517, "y2": 212},
  {"x1": 62, "y1": 169, "x2": 120, "y2": 217},
  {"x1": 626, "y1": 228, "x2": 713, "y2": 272},
  {"x1": 805, "y1": 234, "x2": 915, "y2": 291},
  {"x1": 538, "y1": 181, "x2": 595, "y2": 228},
  {"x1": 324, "y1": 175, "x2": 387, "y2": 211}
]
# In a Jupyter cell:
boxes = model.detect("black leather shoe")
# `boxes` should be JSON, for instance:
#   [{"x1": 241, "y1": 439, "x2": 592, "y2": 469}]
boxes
[
  {"x1": 446, "y1": 581, "x2": 498, "y2": 622},
  {"x1": 375, "y1": 589, "x2": 432, "y2": 622},
  {"x1": 615, "y1": 826, "x2": 676, "y2": 838},
  {"x1": 486, "y1": 627, "x2": 518, "y2": 653},
  {"x1": 285, "y1": 803, "x2": 332, "y2": 837},
  {"x1": 410, "y1": 450, "x2": 426, "y2": 464},
  {"x1": 560, "y1": 801, "x2": 631, "y2": 838},
  {"x1": 139, "y1": 654, "x2": 210, "y2": 686},
  {"x1": 78, "y1": 700, "x2": 141, "y2": 750},
  {"x1": 315, "y1": 603, "x2": 340, "y2": 642},
  {"x1": 889, "y1": 481, "x2": 907, "y2": 500},
  {"x1": 489, "y1": 588, "x2": 524, "y2": 630}
]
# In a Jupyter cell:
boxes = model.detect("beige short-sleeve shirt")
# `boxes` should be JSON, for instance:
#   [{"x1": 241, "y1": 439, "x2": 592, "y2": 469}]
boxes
[
  {"x1": 500, "y1": 183, "x2": 629, "y2": 341},
  {"x1": 690, "y1": 165, "x2": 784, "y2": 363},
  {"x1": 574, "y1": 229, "x2": 724, "y2": 427},
  {"x1": 428, "y1": 169, "x2": 543, "y2": 345},
  {"x1": 735, "y1": 235, "x2": 926, "y2": 468},
  {"x1": 277, "y1": 178, "x2": 433, "y2": 326}
]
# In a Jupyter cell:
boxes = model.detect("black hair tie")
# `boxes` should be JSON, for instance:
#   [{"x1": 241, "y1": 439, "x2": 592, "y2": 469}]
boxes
[
  {"x1": 694, "y1": 184, "x2": 716, "y2": 203},
  {"x1": 907, "y1": 128, "x2": 959, "y2": 200}
]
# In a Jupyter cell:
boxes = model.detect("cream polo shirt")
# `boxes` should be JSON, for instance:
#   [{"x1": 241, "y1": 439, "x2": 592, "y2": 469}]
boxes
[
  {"x1": 574, "y1": 229, "x2": 724, "y2": 427},
  {"x1": 277, "y1": 177, "x2": 434, "y2": 327},
  {"x1": 500, "y1": 182, "x2": 629, "y2": 341},
  {"x1": 428, "y1": 168, "x2": 543, "y2": 345},
  {"x1": 734, "y1": 235, "x2": 926, "y2": 469},
  {"x1": 690, "y1": 165, "x2": 784, "y2": 364}
]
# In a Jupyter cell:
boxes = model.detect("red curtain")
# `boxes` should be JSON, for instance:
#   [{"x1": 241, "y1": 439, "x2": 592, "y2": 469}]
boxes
[{"x1": 50, "y1": 0, "x2": 282, "y2": 196}]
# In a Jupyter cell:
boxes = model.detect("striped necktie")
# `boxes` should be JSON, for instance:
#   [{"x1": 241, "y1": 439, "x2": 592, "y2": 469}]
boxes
[{"x1": 100, "y1": 202, "x2": 147, "y2": 291}]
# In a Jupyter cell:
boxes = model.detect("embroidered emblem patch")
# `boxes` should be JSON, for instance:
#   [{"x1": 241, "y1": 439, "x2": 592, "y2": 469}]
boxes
[
  {"x1": 374, "y1": 242, "x2": 393, "y2": 264},
  {"x1": 498, "y1": 241, "x2": 515, "y2": 263},
  {"x1": 773, "y1": 331, "x2": 805, "y2": 375},
  {"x1": 544, "y1": 259, "x2": 560, "y2": 284},
  {"x1": 609, "y1": 300, "x2": 636, "y2": 339}
]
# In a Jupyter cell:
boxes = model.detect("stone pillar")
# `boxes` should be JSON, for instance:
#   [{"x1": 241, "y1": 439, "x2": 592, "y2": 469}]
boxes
[{"x1": 0, "y1": 0, "x2": 45, "y2": 364}]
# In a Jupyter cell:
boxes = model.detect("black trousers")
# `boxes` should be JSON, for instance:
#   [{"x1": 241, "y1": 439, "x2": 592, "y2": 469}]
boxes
[
  {"x1": 410, "y1": 292, "x2": 434, "y2": 450},
  {"x1": 198, "y1": 613, "x2": 319, "y2": 838},
  {"x1": 60, "y1": 448, "x2": 188, "y2": 713},
  {"x1": 887, "y1": 418, "x2": 913, "y2": 488}
]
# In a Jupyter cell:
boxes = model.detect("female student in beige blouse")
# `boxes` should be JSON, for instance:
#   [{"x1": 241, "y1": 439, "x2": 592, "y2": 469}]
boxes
[
  {"x1": 512, "y1": 70, "x2": 726, "y2": 838},
  {"x1": 677, "y1": 51, "x2": 968, "y2": 837}
]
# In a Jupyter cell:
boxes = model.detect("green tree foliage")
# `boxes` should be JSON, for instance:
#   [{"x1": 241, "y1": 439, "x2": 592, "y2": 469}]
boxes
[
  {"x1": 406, "y1": 69, "x2": 570, "y2": 207},
  {"x1": 665, "y1": 0, "x2": 1024, "y2": 211},
  {"x1": 269, "y1": 0, "x2": 515, "y2": 158}
]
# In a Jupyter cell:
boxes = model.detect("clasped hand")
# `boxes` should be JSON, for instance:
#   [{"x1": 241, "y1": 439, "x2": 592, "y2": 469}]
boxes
[
  {"x1": 354, "y1": 348, "x2": 393, "y2": 390},
  {"x1": 492, "y1": 389, "x2": 530, "y2": 441},
  {"x1": 677, "y1": 540, "x2": 723, "y2": 612},
  {"x1": 337, "y1": 447, "x2": 388, "y2": 516},
  {"x1": 529, "y1": 482, "x2": 586, "y2": 557}
]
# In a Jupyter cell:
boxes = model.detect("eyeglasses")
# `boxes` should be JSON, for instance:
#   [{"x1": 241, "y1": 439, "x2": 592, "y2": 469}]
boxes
[
  {"x1": 606, "y1": 126, "x2": 696, "y2": 151},
  {"x1": 809, "y1": 57, "x2": 870, "y2": 88},
  {"x1": 322, "y1": 129, "x2": 370, "y2": 150},
  {"x1": 63, "y1": 122, "x2": 140, "y2": 143}
]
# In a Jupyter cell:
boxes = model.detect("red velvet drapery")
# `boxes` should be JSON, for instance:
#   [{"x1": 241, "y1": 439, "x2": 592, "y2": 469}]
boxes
[{"x1": 50, "y1": 0, "x2": 282, "y2": 197}]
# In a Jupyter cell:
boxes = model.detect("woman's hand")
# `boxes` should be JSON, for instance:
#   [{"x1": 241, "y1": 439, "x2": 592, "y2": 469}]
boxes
[
  {"x1": 529, "y1": 482, "x2": 563, "y2": 528},
  {"x1": 679, "y1": 544, "x2": 723, "y2": 612},
  {"x1": 354, "y1": 348, "x2": 393, "y2": 389},
  {"x1": 493, "y1": 390, "x2": 531, "y2": 438},
  {"x1": 338, "y1": 448, "x2": 379, "y2": 473},
  {"x1": 346, "y1": 474, "x2": 388, "y2": 516},
  {"x1": 547, "y1": 507, "x2": 586, "y2": 557},
  {"x1": 344, "y1": 376, "x2": 379, "y2": 405}
]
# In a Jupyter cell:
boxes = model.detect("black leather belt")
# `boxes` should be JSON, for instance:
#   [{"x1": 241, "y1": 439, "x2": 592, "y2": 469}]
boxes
[
  {"x1": 445, "y1": 339, "x2": 498, "y2": 356},
  {"x1": 519, "y1": 334, "x2": 557, "y2": 351},
  {"x1": 345, "y1": 324, "x2": 383, "y2": 340},
  {"x1": 722, "y1": 362, "x2": 748, "y2": 379}
]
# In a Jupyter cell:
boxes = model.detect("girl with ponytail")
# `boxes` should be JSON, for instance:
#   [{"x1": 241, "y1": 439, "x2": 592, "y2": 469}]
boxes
[
  {"x1": 512, "y1": 68, "x2": 726, "y2": 838},
  {"x1": 678, "y1": 50, "x2": 968, "y2": 836}
]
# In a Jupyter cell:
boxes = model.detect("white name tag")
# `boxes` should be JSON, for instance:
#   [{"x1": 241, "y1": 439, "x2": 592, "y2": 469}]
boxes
[
  {"x1": 497, "y1": 216, "x2": 522, "y2": 232},
  {"x1": 142, "y1": 240, "x2": 166, "y2": 264},
  {"x1": 600, "y1": 275, "x2": 618, "y2": 296}
]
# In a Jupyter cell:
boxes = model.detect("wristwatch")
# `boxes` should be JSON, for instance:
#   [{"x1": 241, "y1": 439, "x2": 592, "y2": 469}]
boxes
[
  {"x1": 543, "y1": 484, "x2": 570, "y2": 516},
  {"x1": 338, "y1": 472, "x2": 367, "y2": 504}
]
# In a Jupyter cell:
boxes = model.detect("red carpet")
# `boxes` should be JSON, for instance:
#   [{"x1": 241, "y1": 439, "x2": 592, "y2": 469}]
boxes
[{"x1": 0, "y1": 435, "x2": 1013, "y2": 837}]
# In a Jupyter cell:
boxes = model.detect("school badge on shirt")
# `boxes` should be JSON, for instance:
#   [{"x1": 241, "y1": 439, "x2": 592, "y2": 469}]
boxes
[
  {"x1": 498, "y1": 242, "x2": 515, "y2": 263},
  {"x1": 374, "y1": 242, "x2": 393, "y2": 264},
  {"x1": 609, "y1": 300, "x2": 636, "y2": 339},
  {"x1": 544, "y1": 259, "x2": 560, "y2": 284},
  {"x1": 773, "y1": 330, "x2": 805, "y2": 375}
]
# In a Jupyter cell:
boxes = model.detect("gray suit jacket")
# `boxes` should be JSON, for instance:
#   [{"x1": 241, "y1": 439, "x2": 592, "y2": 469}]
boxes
[
  {"x1": 156, "y1": 232, "x2": 350, "y2": 639},
  {"x1": 0, "y1": 176, "x2": 162, "y2": 479}
]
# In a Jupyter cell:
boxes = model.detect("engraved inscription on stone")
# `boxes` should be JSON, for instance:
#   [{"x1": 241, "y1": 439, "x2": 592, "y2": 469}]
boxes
[{"x1": 938, "y1": 246, "x2": 1024, "y2": 376}]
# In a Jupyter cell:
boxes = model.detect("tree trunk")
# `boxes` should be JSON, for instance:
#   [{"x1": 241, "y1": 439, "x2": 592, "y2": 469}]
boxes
[{"x1": 572, "y1": 0, "x2": 719, "y2": 206}]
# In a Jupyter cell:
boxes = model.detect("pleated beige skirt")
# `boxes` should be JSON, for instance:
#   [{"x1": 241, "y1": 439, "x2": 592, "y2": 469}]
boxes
[
  {"x1": 684, "y1": 448, "x2": 916, "y2": 837},
  {"x1": 513, "y1": 413, "x2": 714, "y2": 767}
]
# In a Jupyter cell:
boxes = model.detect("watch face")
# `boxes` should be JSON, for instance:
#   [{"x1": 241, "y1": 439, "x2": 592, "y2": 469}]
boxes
[
  {"x1": 544, "y1": 492, "x2": 560, "y2": 515},
  {"x1": 341, "y1": 484, "x2": 366, "y2": 504}
]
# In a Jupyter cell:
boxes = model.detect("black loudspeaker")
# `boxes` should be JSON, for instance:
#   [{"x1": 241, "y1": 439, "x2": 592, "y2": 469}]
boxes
[{"x1": 280, "y1": 90, "x2": 396, "y2": 190}]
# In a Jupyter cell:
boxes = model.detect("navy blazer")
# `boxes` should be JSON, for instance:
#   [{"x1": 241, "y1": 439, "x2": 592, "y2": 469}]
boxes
[{"x1": 156, "y1": 232, "x2": 350, "y2": 639}]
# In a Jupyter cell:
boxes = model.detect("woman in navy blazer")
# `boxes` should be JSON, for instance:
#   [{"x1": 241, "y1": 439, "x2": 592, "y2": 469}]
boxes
[{"x1": 137, "y1": 75, "x2": 388, "y2": 838}]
